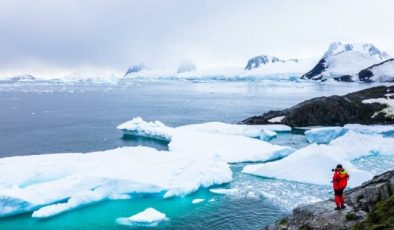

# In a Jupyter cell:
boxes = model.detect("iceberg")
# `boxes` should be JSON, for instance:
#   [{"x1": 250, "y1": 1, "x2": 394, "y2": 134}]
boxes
[
  {"x1": 116, "y1": 117, "x2": 173, "y2": 142},
  {"x1": 118, "y1": 118, "x2": 294, "y2": 163},
  {"x1": 117, "y1": 208, "x2": 168, "y2": 227},
  {"x1": 304, "y1": 127, "x2": 348, "y2": 144},
  {"x1": 242, "y1": 131, "x2": 394, "y2": 187},
  {"x1": 117, "y1": 117, "x2": 291, "y2": 142},
  {"x1": 169, "y1": 130, "x2": 294, "y2": 163},
  {"x1": 0, "y1": 146, "x2": 232, "y2": 218}
]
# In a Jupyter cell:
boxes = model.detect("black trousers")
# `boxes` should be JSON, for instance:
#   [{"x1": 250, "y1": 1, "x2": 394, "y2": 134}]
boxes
[{"x1": 334, "y1": 189, "x2": 344, "y2": 196}]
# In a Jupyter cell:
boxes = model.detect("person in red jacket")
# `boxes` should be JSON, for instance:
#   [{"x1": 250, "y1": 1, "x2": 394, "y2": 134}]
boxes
[{"x1": 332, "y1": 164, "x2": 349, "y2": 210}]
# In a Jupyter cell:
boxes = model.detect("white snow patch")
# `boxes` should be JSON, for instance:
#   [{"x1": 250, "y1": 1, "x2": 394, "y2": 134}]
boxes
[
  {"x1": 363, "y1": 97, "x2": 394, "y2": 118},
  {"x1": 268, "y1": 116, "x2": 285, "y2": 123},
  {"x1": 242, "y1": 131, "x2": 394, "y2": 187}
]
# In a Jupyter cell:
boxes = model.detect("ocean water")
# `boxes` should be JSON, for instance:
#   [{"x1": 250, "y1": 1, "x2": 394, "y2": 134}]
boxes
[{"x1": 0, "y1": 80, "x2": 380, "y2": 229}]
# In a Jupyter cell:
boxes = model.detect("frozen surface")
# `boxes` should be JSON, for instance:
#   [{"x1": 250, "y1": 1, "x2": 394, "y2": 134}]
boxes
[
  {"x1": 305, "y1": 127, "x2": 348, "y2": 144},
  {"x1": 117, "y1": 208, "x2": 167, "y2": 227},
  {"x1": 242, "y1": 131, "x2": 394, "y2": 187},
  {"x1": 0, "y1": 146, "x2": 232, "y2": 218}
]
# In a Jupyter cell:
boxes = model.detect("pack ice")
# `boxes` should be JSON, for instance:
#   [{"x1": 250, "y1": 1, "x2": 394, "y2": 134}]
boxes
[
  {"x1": 0, "y1": 118, "x2": 293, "y2": 218},
  {"x1": 243, "y1": 131, "x2": 394, "y2": 187}
]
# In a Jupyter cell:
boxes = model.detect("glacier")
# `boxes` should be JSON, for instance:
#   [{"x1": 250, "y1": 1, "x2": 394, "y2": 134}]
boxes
[{"x1": 242, "y1": 131, "x2": 394, "y2": 187}]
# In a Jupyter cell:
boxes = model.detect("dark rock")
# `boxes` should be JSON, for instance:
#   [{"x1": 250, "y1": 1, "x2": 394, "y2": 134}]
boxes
[
  {"x1": 244, "y1": 55, "x2": 298, "y2": 70},
  {"x1": 124, "y1": 64, "x2": 145, "y2": 76},
  {"x1": 268, "y1": 170, "x2": 394, "y2": 230},
  {"x1": 242, "y1": 86, "x2": 394, "y2": 127},
  {"x1": 301, "y1": 58, "x2": 326, "y2": 80}
]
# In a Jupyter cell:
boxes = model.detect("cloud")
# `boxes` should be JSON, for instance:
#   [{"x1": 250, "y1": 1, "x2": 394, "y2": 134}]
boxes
[{"x1": 0, "y1": 0, "x2": 393, "y2": 76}]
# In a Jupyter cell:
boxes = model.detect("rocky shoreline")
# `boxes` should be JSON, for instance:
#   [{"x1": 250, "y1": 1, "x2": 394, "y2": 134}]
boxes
[
  {"x1": 266, "y1": 170, "x2": 394, "y2": 230},
  {"x1": 242, "y1": 86, "x2": 394, "y2": 127}
]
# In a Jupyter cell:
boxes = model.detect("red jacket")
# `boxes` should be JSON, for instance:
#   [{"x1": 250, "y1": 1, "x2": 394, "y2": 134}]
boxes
[{"x1": 333, "y1": 169, "x2": 349, "y2": 190}]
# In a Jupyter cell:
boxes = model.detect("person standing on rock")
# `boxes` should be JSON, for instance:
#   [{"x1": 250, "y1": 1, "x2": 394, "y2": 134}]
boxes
[{"x1": 332, "y1": 164, "x2": 349, "y2": 210}]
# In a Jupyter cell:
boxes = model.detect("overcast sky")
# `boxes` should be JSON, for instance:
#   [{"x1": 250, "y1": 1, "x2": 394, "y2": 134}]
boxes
[{"x1": 1, "y1": 0, "x2": 393, "y2": 76}]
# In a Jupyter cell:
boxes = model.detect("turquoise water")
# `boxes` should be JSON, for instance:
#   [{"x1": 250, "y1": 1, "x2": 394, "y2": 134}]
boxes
[{"x1": 0, "y1": 80, "x2": 379, "y2": 229}]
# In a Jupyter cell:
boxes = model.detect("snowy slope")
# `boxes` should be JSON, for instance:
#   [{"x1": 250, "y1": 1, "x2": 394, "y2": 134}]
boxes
[
  {"x1": 358, "y1": 59, "x2": 394, "y2": 82},
  {"x1": 322, "y1": 42, "x2": 390, "y2": 61}
]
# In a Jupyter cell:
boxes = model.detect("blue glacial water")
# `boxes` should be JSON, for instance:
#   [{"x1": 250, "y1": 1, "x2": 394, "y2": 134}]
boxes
[{"x1": 0, "y1": 80, "x2": 383, "y2": 229}]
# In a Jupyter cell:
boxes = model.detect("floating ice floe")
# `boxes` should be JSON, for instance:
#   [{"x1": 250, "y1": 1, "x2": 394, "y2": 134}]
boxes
[
  {"x1": 116, "y1": 208, "x2": 168, "y2": 227},
  {"x1": 0, "y1": 146, "x2": 232, "y2": 218},
  {"x1": 242, "y1": 131, "x2": 394, "y2": 188},
  {"x1": 117, "y1": 117, "x2": 291, "y2": 142},
  {"x1": 192, "y1": 198, "x2": 205, "y2": 204},
  {"x1": 116, "y1": 117, "x2": 173, "y2": 142},
  {"x1": 305, "y1": 126, "x2": 348, "y2": 144}
]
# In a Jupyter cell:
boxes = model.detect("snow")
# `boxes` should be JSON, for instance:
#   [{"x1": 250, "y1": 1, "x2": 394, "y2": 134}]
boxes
[
  {"x1": 0, "y1": 146, "x2": 232, "y2": 218},
  {"x1": 242, "y1": 131, "x2": 394, "y2": 187},
  {"x1": 117, "y1": 208, "x2": 167, "y2": 227},
  {"x1": 192, "y1": 198, "x2": 205, "y2": 204},
  {"x1": 319, "y1": 50, "x2": 379, "y2": 80},
  {"x1": 304, "y1": 127, "x2": 348, "y2": 144},
  {"x1": 322, "y1": 42, "x2": 390, "y2": 61},
  {"x1": 268, "y1": 116, "x2": 285, "y2": 123},
  {"x1": 363, "y1": 97, "x2": 394, "y2": 118},
  {"x1": 260, "y1": 128, "x2": 277, "y2": 141}
]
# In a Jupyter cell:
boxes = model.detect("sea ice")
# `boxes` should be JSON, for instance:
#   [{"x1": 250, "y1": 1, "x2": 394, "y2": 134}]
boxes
[
  {"x1": 344, "y1": 124, "x2": 394, "y2": 137},
  {"x1": 242, "y1": 131, "x2": 394, "y2": 187},
  {"x1": 0, "y1": 146, "x2": 232, "y2": 218}
]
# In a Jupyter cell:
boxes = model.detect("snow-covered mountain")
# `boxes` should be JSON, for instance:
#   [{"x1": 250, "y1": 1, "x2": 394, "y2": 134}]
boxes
[
  {"x1": 124, "y1": 64, "x2": 145, "y2": 76},
  {"x1": 9, "y1": 74, "x2": 36, "y2": 82},
  {"x1": 358, "y1": 59, "x2": 394, "y2": 82},
  {"x1": 322, "y1": 42, "x2": 390, "y2": 61},
  {"x1": 302, "y1": 42, "x2": 391, "y2": 81},
  {"x1": 244, "y1": 55, "x2": 298, "y2": 70}
]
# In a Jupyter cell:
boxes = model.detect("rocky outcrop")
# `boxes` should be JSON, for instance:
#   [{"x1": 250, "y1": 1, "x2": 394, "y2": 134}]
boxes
[
  {"x1": 242, "y1": 86, "x2": 394, "y2": 127},
  {"x1": 124, "y1": 64, "x2": 145, "y2": 76},
  {"x1": 267, "y1": 170, "x2": 394, "y2": 230}
]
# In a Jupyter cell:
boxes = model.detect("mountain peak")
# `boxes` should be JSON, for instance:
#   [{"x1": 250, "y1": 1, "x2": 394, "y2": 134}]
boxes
[
  {"x1": 323, "y1": 42, "x2": 390, "y2": 61},
  {"x1": 244, "y1": 55, "x2": 298, "y2": 70}
]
